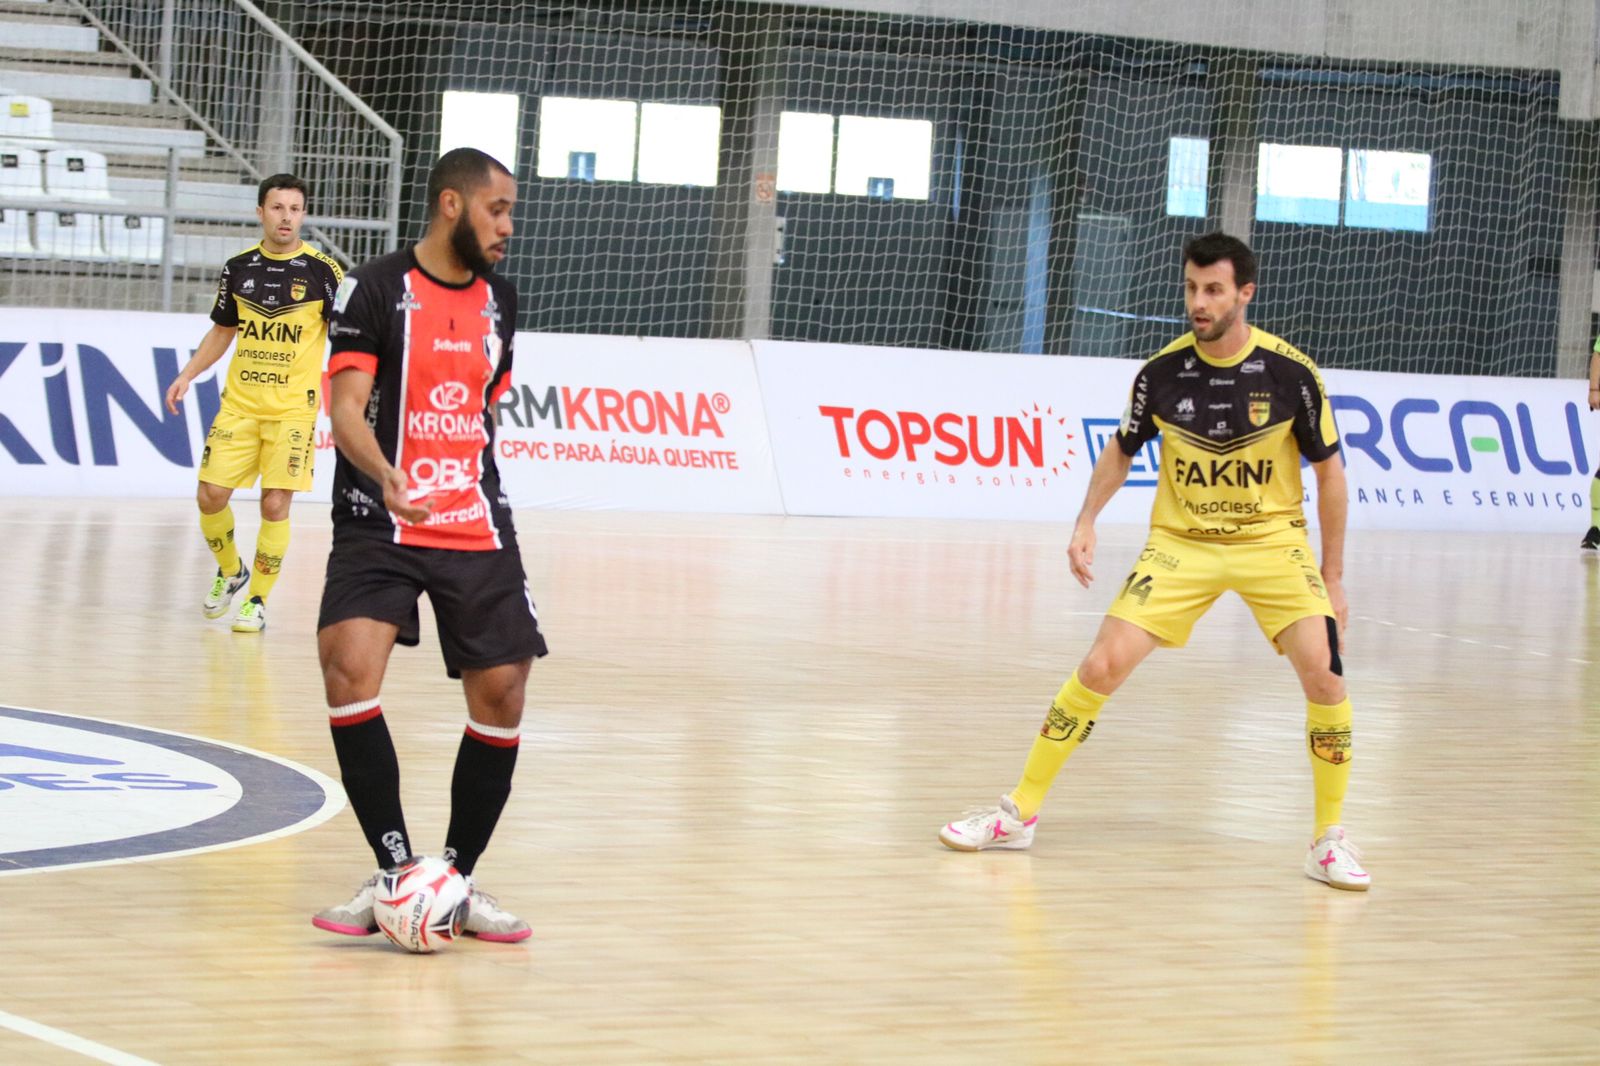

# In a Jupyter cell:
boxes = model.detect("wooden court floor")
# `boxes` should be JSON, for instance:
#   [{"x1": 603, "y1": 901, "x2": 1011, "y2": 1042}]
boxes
[{"x1": 1, "y1": 498, "x2": 1597, "y2": 1064}]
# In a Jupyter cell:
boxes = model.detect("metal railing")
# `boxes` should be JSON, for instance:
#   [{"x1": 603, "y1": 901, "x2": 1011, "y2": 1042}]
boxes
[
  {"x1": 70, "y1": 0, "x2": 401, "y2": 259},
  {"x1": 0, "y1": 0, "x2": 401, "y2": 312}
]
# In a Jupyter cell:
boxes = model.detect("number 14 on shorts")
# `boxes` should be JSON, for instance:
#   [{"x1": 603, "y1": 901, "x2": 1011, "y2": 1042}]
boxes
[{"x1": 1120, "y1": 571, "x2": 1154, "y2": 606}]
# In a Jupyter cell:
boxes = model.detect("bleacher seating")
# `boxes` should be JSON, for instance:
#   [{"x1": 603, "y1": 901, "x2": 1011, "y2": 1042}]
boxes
[
  {"x1": 0, "y1": 145, "x2": 44, "y2": 199},
  {"x1": 104, "y1": 214, "x2": 164, "y2": 263},
  {"x1": 0, "y1": 206, "x2": 33, "y2": 255},
  {"x1": 35, "y1": 210, "x2": 107, "y2": 259},
  {"x1": 0, "y1": 94, "x2": 52, "y2": 141},
  {"x1": 44, "y1": 148, "x2": 111, "y2": 200}
]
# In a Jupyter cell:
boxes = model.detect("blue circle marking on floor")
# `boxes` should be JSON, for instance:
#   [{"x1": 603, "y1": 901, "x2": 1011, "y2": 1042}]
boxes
[{"x1": 0, "y1": 705, "x2": 342, "y2": 876}]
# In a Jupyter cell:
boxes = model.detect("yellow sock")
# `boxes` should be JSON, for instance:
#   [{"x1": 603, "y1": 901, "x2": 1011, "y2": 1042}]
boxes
[
  {"x1": 1307, "y1": 697, "x2": 1353, "y2": 838},
  {"x1": 1009, "y1": 671, "x2": 1109, "y2": 820},
  {"x1": 198, "y1": 505, "x2": 240, "y2": 574},
  {"x1": 1590, "y1": 476, "x2": 1599, "y2": 528},
  {"x1": 248, "y1": 518, "x2": 291, "y2": 603}
]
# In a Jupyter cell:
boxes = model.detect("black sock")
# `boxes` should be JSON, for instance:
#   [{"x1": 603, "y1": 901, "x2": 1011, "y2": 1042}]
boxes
[
  {"x1": 442, "y1": 727, "x2": 519, "y2": 877},
  {"x1": 328, "y1": 705, "x2": 412, "y2": 868}
]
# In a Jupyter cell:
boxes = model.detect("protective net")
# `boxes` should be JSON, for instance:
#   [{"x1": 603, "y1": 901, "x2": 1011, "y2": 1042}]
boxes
[{"x1": 0, "y1": 0, "x2": 1589, "y2": 375}]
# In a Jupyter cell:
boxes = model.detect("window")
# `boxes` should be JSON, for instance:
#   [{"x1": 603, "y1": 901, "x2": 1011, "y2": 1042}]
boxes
[
  {"x1": 536, "y1": 97, "x2": 637, "y2": 182},
  {"x1": 1166, "y1": 136, "x2": 1208, "y2": 218},
  {"x1": 778, "y1": 112, "x2": 932, "y2": 199},
  {"x1": 1166, "y1": 137, "x2": 1432, "y2": 231},
  {"x1": 835, "y1": 116, "x2": 932, "y2": 200},
  {"x1": 637, "y1": 103, "x2": 721, "y2": 187},
  {"x1": 1256, "y1": 143, "x2": 1342, "y2": 225},
  {"x1": 777, "y1": 112, "x2": 834, "y2": 193},
  {"x1": 1345, "y1": 149, "x2": 1431, "y2": 231},
  {"x1": 440, "y1": 91, "x2": 520, "y2": 173}
]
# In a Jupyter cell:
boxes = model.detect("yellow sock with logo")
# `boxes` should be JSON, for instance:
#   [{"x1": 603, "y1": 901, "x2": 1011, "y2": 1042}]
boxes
[
  {"x1": 1307, "y1": 698, "x2": 1353, "y2": 838},
  {"x1": 198, "y1": 505, "x2": 240, "y2": 574},
  {"x1": 1590, "y1": 475, "x2": 1599, "y2": 528},
  {"x1": 1008, "y1": 672, "x2": 1109, "y2": 821},
  {"x1": 248, "y1": 518, "x2": 291, "y2": 602}
]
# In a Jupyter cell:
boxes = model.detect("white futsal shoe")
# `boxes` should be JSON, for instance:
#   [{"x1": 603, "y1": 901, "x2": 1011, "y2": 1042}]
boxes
[
  {"x1": 463, "y1": 882, "x2": 532, "y2": 943},
  {"x1": 231, "y1": 596, "x2": 266, "y2": 633},
  {"x1": 311, "y1": 870, "x2": 381, "y2": 936},
  {"x1": 203, "y1": 563, "x2": 249, "y2": 619},
  {"x1": 939, "y1": 795, "x2": 1038, "y2": 852},
  {"x1": 1304, "y1": 826, "x2": 1371, "y2": 891}
]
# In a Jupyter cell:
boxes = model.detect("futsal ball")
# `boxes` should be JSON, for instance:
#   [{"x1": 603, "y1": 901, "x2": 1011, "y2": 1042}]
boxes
[{"x1": 373, "y1": 856, "x2": 471, "y2": 954}]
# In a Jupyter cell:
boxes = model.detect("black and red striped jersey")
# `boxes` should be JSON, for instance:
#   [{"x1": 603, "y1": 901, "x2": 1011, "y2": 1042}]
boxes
[{"x1": 326, "y1": 248, "x2": 518, "y2": 550}]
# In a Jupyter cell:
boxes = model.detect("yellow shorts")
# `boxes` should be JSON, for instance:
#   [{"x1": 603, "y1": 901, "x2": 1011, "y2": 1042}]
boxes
[
  {"x1": 198, "y1": 411, "x2": 315, "y2": 492},
  {"x1": 1104, "y1": 528, "x2": 1334, "y2": 651}
]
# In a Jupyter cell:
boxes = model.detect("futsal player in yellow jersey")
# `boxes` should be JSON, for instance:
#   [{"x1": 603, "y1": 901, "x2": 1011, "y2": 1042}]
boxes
[
  {"x1": 940, "y1": 232, "x2": 1371, "y2": 890},
  {"x1": 164, "y1": 174, "x2": 343, "y2": 633}
]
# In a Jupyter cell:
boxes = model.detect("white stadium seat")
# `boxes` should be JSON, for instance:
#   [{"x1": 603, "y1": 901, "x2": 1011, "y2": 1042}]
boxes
[
  {"x1": 0, "y1": 146, "x2": 45, "y2": 198},
  {"x1": 0, "y1": 94, "x2": 53, "y2": 140},
  {"x1": 0, "y1": 207, "x2": 34, "y2": 254},
  {"x1": 35, "y1": 210, "x2": 108, "y2": 259},
  {"x1": 44, "y1": 148, "x2": 111, "y2": 200},
  {"x1": 104, "y1": 213, "x2": 164, "y2": 263}
]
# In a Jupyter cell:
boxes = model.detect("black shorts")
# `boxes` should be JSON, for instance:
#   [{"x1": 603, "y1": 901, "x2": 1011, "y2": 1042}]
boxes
[{"x1": 318, "y1": 534, "x2": 548, "y2": 678}]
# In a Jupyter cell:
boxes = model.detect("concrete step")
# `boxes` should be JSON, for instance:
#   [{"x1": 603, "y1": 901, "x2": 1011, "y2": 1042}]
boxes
[
  {"x1": 0, "y1": 16, "x2": 97, "y2": 52},
  {"x1": 0, "y1": 46, "x2": 130, "y2": 73},
  {"x1": 107, "y1": 175, "x2": 256, "y2": 214},
  {"x1": 48, "y1": 120, "x2": 205, "y2": 155},
  {"x1": 39, "y1": 98, "x2": 189, "y2": 127},
  {"x1": 0, "y1": 67, "x2": 151, "y2": 105}
]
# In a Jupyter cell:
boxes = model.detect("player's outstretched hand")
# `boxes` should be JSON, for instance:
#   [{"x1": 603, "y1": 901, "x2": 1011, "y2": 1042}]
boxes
[
  {"x1": 164, "y1": 375, "x2": 189, "y2": 415},
  {"x1": 1068, "y1": 521, "x2": 1096, "y2": 588},
  {"x1": 382, "y1": 467, "x2": 435, "y2": 524}
]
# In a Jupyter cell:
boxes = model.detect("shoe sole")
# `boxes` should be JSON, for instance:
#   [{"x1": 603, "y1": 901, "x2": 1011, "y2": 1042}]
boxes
[
  {"x1": 1305, "y1": 871, "x2": 1371, "y2": 892},
  {"x1": 465, "y1": 928, "x2": 532, "y2": 943},
  {"x1": 311, "y1": 916, "x2": 378, "y2": 936},
  {"x1": 938, "y1": 831, "x2": 1032, "y2": 852},
  {"x1": 231, "y1": 623, "x2": 265, "y2": 633}
]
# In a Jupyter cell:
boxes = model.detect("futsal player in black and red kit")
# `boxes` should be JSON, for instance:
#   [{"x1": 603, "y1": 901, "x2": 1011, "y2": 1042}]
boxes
[{"x1": 311, "y1": 148, "x2": 544, "y2": 943}]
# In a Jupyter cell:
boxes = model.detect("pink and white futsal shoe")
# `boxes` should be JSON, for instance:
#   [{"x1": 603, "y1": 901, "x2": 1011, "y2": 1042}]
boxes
[
  {"x1": 1304, "y1": 826, "x2": 1371, "y2": 891},
  {"x1": 939, "y1": 795, "x2": 1037, "y2": 852}
]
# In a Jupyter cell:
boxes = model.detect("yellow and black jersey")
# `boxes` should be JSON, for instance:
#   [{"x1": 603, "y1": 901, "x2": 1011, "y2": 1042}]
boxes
[
  {"x1": 1116, "y1": 326, "x2": 1340, "y2": 541},
  {"x1": 210, "y1": 241, "x2": 343, "y2": 420}
]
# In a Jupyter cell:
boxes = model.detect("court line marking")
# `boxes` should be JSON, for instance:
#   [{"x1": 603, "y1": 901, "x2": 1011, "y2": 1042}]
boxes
[
  {"x1": 1358, "y1": 616, "x2": 1592, "y2": 666},
  {"x1": 0, "y1": 1008, "x2": 159, "y2": 1066},
  {"x1": 0, "y1": 704, "x2": 345, "y2": 879}
]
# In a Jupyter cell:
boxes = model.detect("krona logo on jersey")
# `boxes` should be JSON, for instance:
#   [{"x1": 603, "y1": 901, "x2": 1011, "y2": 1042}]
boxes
[
  {"x1": 817, "y1": 403, "x2": 1076, "y2": 474},
  {"x1": 495, "y1": 384, "x2": 729, "y2": 438}
]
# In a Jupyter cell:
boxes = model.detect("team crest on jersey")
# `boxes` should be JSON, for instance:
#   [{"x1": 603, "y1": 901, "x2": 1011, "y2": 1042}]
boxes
[
  {"x1": 396, "y1": 291, "x2": 423, "y2": 312},
  {"x1": 1248, "y1": 397, "x2": 1272, "y2": 426},
  {"x1": 240, "y1": 277, "x2": 256, "y2": 295},
  {"x1": 290, "y1": 280, "x2": 307, "y2": 301}
]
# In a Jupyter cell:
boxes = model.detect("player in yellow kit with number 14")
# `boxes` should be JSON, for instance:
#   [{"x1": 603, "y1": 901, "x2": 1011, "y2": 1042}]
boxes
[
  {"x1": 165, "y1": 174, "x2": 343, "y2": 632},
  {"x1": 940, "y1": 232, "x2": 1371, "y2": 890}
]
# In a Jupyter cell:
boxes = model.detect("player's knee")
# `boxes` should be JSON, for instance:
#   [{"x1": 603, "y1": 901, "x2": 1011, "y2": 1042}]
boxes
[
  {"x1": 196, "y1": 482, "x2": 230, "y2": 513},
  {"x1": 1077, "y1": 647, "x2": 1130, "y2": 694},
  {"x1": 260, "y1": 490, "x2": 292, "y2": 521},
  {"x1": 1301, "y1": 670, "x2": 1346, "y2": 705}
]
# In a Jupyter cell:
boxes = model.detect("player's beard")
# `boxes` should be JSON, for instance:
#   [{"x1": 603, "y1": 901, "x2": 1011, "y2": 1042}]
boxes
[
  {"x1": 450, "y1": 213, "x2": 497, "y2": 276},
  {"x1": 1193, "y1": 300, "x2": 1242, "y2": 342}
]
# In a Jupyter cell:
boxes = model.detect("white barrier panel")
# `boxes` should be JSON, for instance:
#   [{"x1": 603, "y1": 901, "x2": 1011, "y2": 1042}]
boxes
[
  {"x1": 488, "y1": 333, "x2": 783, "y2": 513},
  {"x1": 754, "y1": 340, "x2": 1600, "y2": 533},
  {"x1": 1321, "y1": 367, "x2": 1597, "y2": 532},
  {"x1": 4, "y1": 309, "x2": 1593, "y2": 532},
  {"x1": 753, "y1": 340, "x2": 1154, "y2": 524},
  {"x1": 0, "y1": 307, "x2": 337, "y2": 501}
]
